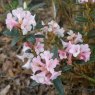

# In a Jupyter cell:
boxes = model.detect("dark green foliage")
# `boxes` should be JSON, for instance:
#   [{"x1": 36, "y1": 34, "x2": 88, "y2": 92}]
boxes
[
  {"x1": 3, "y1": 29, "x2": 20, "y2": 37},
  {"x1": 26, "y1": 34, "x2": 36, "y2": 44},
  {"x1": 75, "y1": 16, "x2": 88, "y2": 22},
  {"x1": 53, "y1": 77, "x2": 64, "y2": 95},
  {"x1": 3, "y1": 29, "x2": 20, "y2": 46},
  {"x1": 35, "y1": 21, "x2": 43, "y2": 29},
  {"x1": 51, "y1": 46, "x2": 64, "y2": 95},
  {"x1": 11, "y1": 36, "x2": 20, "y2": 46},
  {"x1": 51, "y1": 46, "x2": 58, "y2": 59},
  {"x1": 35, "y1": 34, "x2": 45, "y2": 38},
  {"x1": 62, "y1": 65, "x2": 73, "y2": 73}
]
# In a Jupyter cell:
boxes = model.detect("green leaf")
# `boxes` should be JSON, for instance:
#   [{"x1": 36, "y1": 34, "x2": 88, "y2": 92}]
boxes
[
  {"x1": 87, "y1": 30, "x2": 95, "y2": 38},
  {"x1": 53, "y1": 77, "x2": 64, "y2": 95},
  {"x1": 51, "y1": 46, "x2": 58, "y2": 59},
  {"x1": 27, "y1": 35, "x2": 36, "y2": 43},
  {"x1": 62, "y1": 65, "x2": 73, "y2": 73},
  {"x1": 35, "y1": 21, "x2": 43, "y2": 29},
  {"x1": 3, "y1": 29, "x2": 20, "y2": 37},
  {"x1": 11, "y1": 36, "x2": 20, "y2": 46},
  {"x1": 91, "y1": 10, "x2": 95, "y2": 18},
  {"x1": 75, "y1": 16, "x2": 88, "y2": 22},
  {"x1": 35, "y1": 34, "x2": 45, "y2": 38},
  {"x1": 29, "y1": 3, "x2": 45, "y2": 11}
]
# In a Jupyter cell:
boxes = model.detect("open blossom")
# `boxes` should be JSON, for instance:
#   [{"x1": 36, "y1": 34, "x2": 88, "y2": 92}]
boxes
[
  {"x1": 67, "y1": 30, "x2": 83, "y2": 44},
  {"x1": 48, "y1": 20, "x2": 60, "y2": 32},
  {"x1": 64, "y1": 42, "x2": 79, "y2": 64},
  {"x1": 55, "y1": 28, "x2": 65, "y2": 38},
  {"x1": 12, "y1": 7, "x2": 25, "y2": 21},
  {"x1": 78, "y1": 44, "x2": 91, "y2": 62},
  {"x1": 58, "y1": 50, "x2": 67, "y2": 59},
  {"x1": 34, "y1": 36, "x2": 44, "y2": 55},
  {"x1": 68, "y1": 44, "x2": 81, "y2": 57},
  {"x1": 59, "y1": 41, "x2": 78, "y2": 64},
  {"x1": 61, "y1": 39, "x2": 68, "y2": 48},
  {"x1": 48, "y1": 20, "x2": 65, "y2": 37},
  {"x1": 74, "y1": 32, "x2": 83, "y2": 43},
  {"x1": 6, "y1": 13, "x2": 18, "y2": 31},
  {"x1": 34, "y1": 42, "x2": 44, "y2": 55},
  {"x1": 42, "y1": 20, "x2": 65, "y2": 37},
  {"x1": 30, "y1": 51, "x2": 61, "y2": 85},
  {"x1": 40, "y1": 51, "x2": 53, "y2": 60},
  {"x1": 31, "y1": 72, "x2": 52, "y2": 85},
  {"x1": 6, "y1": 8, "x2": 36, "y2": 35},
  {"x1": 21, "y1": 11, "x2": 36, "y2": 35}
]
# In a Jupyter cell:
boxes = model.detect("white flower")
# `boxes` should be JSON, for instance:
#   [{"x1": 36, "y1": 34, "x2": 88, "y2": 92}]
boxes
[
  {"x1": 55, "y1": 28, "x2": 65, "y2": 37},
  {"x1": 74, "y1": 32, "x2": 83, "y2": 43}
]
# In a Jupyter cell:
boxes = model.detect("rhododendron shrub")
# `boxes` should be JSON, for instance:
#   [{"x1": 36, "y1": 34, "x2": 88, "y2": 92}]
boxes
[{"x1": 4, "y1": 7, "x2": 91, "y2": 95}]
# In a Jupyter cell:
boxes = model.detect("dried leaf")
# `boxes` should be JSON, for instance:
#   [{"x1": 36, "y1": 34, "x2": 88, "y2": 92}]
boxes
[{"x1": 0, "y1": 85, "x2": 10, "y2": 95}]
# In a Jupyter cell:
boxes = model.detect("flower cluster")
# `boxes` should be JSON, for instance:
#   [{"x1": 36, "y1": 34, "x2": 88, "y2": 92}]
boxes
[
  {"x1": 5, "y1": 8, "x2": 91, "y2": 85},
  {"x1": 31, "y1": 51, "x2": 61, "y2": 85},
  {"x1": 42, "y1": 20, "x2": 65, "y2": 38},
  {"x1": 17, "y1": 45, "x2": 61, "y2": 85},
  {"x1": 58, "y1": 30, "x2": 91, "y2": 65},
  {"x1": 6, "y1": 8, "x2": 36, "y2": 35},
  {"x1": 59, "y1": 41, "x2": 91, "y2": 65}
]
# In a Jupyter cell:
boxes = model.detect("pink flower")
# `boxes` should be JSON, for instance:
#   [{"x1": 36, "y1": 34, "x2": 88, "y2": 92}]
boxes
[
  {"x1": 35, "y1": 33, "x2": 44, "y2": 43},
  {"x1": 74, "y1": 32, "x2": 83, "y2": 44},
  {"x1": 60, "y1": 41, "x2": 91, "y2": 64},
  {"x1": 21, "y1": 20, "x2": 32, "y2": 35},
  {"x1": 42, "y1": 20, "x2": 65, "y2": 37},
  {"x1": 30, "y1": 51, "x2": 61, "y2": 85},
  {"x1": 40, "y1": 51, "x2": 53, "y2": 60},
  {"x1": 12, "y1": 8, "x2": 25, "y2": 22},
  {"x1": 24, "y1": 42, "x2": 32, "y2": 48},
  {"x1": 34, "y1": 42, "x2": 44, "y2": 55},
  {"x1": 6, "y1": 13, "x2": 18, "y2": 31},
  {"x1": 33, "y1": 33, "x2": 44, "y2": 54},
  {"x1": 31, "y1": 56, "x2": 45, "y2": 73},
  {"x1": 48, "y1": 21, "x2": 65, "y2": 37},
  {"x1": 48, "y1": 20, "x2": 60, "y2": 32},
  {"x1": 31, "y1": 72, "x2": 52, "y2": 85},
  {"x1": 61, "y1": 39, "x2": 68, "y2": 48},
  {"x1": 6, "y1": 8, "x2": 36, "y2": 35},
  {"x1": 58, "y1": 50, "x2": 67, "y2": 59},
  {"x1": 45, "y1": 58, "x2": 59, "y2": 73},
  {"x1": 21, "y1": 12, "x2": 36, "y2": 35},
  {"x1": 67, "y1": 30, "x2": 83, "y2": 44},
  {"x1": 78, "y1": 44, "x2": 91, "y2": 62},
  {"x1": 68, "y1": 44, "x2": 81, "y2": 57}
]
